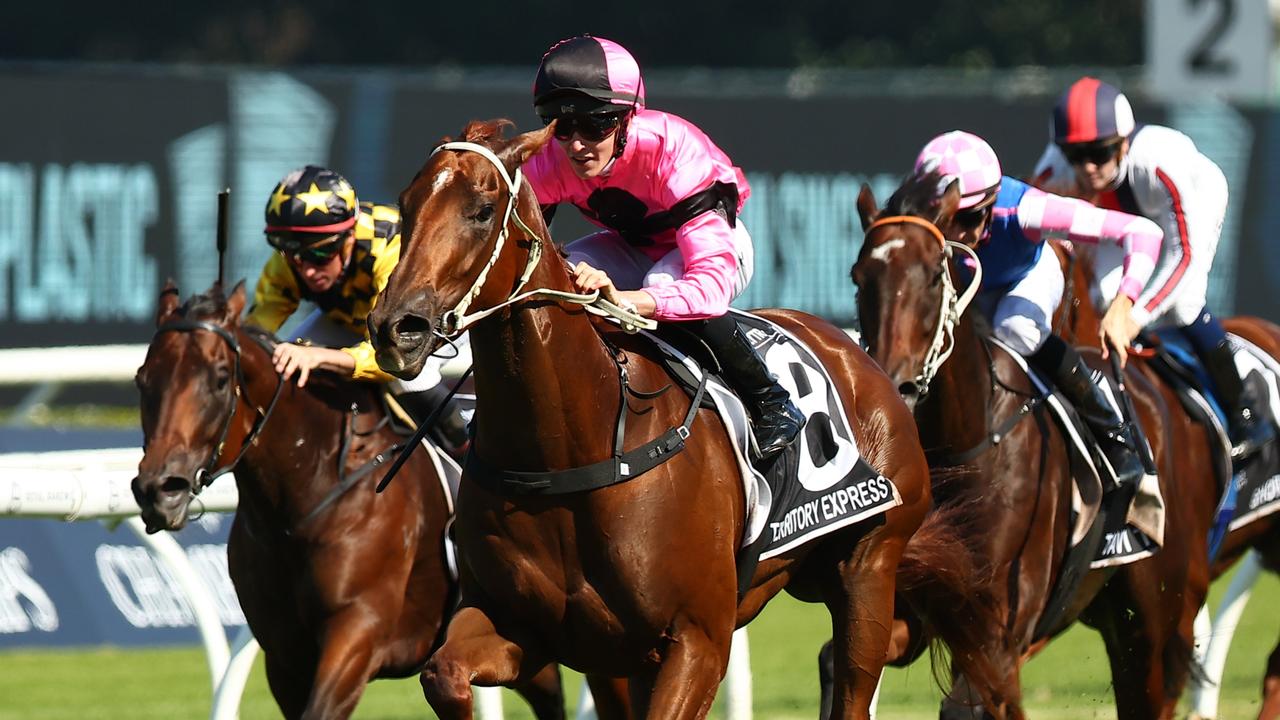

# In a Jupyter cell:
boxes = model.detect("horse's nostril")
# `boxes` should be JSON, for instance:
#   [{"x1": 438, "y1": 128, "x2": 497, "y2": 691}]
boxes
[
  {"x1": 393, "y1": 314, "x2": 431, "y2": 345},
  {"x1": 897, "y1": 383, "x2": 918, "y2": 397}
]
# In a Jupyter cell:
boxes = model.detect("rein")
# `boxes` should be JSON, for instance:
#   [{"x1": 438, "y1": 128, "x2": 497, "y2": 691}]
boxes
[
  {"x1": 407, "y1": 140, "x2": 704, "y2": 496},
  {"x1": 429, "y1": 141, "x2": 656, "y2": 336},
  {"x1": 152, "y1": 320, "x2": 285, "y2": 492},
  {"x1": 866, "y1": 215, "x2": 983, "y2": 398},
  {"x1": 293, "y1": 399, "x2": 409, "y2": 530}
]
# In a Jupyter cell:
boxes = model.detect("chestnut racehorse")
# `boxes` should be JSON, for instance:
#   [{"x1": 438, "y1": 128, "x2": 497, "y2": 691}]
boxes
[
  {"x1": 367, "y1": 120, "x2": 1001, "y2": 719},
  {"x1": 131, "y1": 281, "x2": 566, "y2": 719},
  {"x1": 1056, "y1": 243, "x2": 1280, "y2": 719},
  {"x1": 851, "y1": 175, "x2": 1206, "y2": 719}
]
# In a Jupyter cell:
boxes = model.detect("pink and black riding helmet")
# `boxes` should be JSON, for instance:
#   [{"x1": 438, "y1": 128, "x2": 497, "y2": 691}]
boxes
[
  {"x1": 533, "y1": 35, "x2": 645, "y2": 119},
  {"x1": 1051, "y1": 76, "x2": 1135, "y2": 148}
]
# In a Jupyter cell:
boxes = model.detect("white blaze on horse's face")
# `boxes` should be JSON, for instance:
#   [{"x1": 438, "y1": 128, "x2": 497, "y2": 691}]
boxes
[
  {"x1": 867, "y1": 238, "x2": 906, "y2": 264},
  {"x1": 431, "y1": 168, "x2": 452, "y2": 194}
]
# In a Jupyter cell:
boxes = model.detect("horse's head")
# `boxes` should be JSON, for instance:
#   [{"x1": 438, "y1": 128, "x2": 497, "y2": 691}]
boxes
[
  {"x1": 369, "y1": 119, "x2": 556, "y2": 379},
  {"x1": 850, "y1": 172, "x2": 971, "y2": 408},
  {"x1": 132, "y1": 280, "x2": 248, "y2": 533}
]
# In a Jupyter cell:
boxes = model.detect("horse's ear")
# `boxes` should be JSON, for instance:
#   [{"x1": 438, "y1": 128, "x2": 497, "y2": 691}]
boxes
[
  {"x1": 499, "y1": 124, "x2": 555, "y2": 171},
  {"x1": 855, "y1": 184, "x2": 879, "y2": 231},
  {"x1": 224, "y1": 280, "x2": 247, "y2": 324},
  {"x1": 936, "y1": 180, "x2": 962, "y2": 226},
  {"x1": 156, "y1": 279, "x2": 180, "y2": 327}
]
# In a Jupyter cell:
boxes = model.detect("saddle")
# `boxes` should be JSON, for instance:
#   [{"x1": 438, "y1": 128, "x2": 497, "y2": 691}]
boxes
[
  {"x1": 983, "y1": 339, "x2": 1164, "y2": 640},
  {"x1": 1136, "y1": 330, "x2": 1280, "y2": 559}
]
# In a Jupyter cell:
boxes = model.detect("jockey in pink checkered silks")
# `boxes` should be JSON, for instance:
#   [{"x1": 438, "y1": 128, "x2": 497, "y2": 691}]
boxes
[
  {"x1": 523, "y1": 35, "x2": 804, "y2": 460},
  {"x1": 915, "y1": 130, "x2": 1166, "y2": 487},
  {"x1": 1032, "y1": 77, "x2": 1274, "y2": 459}
]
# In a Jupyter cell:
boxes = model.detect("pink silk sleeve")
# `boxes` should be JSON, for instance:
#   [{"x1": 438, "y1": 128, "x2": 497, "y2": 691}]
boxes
[
  {"x1": 1016, "y1": 187, "x2": 1164, "y2": 302},
  {"x1": 641, "y1": 210, "x2": 740, "y2": 320}
]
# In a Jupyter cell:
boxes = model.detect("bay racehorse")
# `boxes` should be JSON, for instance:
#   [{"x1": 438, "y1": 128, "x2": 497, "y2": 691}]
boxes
[
  {"x1": 1056, "y1": 243, "x2": 1280, "y2": 719},
  {"x1": 367, "y1": 120, "x2": 1002, "y2": 719},
  {"x1": 131, "y1": 281, "x2": 566, "y2": 719},
  {"x1": 851, "y1": 175, "x2": 1206, "y2": 719}
]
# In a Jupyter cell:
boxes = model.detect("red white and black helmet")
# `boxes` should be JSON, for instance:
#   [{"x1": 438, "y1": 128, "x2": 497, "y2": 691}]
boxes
[
  {"x1": 533, "y1": 35, "x2": 645, "y2": 119},
  {"x1": 1051, "y1": 76, "x2": 1135, "y2": 146},
  {"x1": 263, "y1": 166, "x2": 358, "y2": 248}
]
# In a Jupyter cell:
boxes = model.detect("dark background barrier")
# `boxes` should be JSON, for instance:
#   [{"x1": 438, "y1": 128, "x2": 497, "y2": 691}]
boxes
[
  {"x1": 0, "y1": 515, "x2": 241, "y2": 648},
  {"x1": 0, "y1": 63, "x2": 1272, "y2": 348}
]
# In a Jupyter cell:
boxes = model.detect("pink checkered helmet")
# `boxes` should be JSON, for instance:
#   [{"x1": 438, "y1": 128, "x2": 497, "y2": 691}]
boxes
[{"x1": 914, "y1": 131, "x2": 1003, "y2": 210}]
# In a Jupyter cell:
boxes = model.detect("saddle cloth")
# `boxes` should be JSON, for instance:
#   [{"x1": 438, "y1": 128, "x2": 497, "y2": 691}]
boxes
[
  {"x1": 990, "y1": 339, "x2": 1165, "y2": 569},
  {"x1": 645, "y1": 310, "x2": 902, "y2": 561},
  {"x1": 1149, "y1": 332, "x2": 1280, "y2": 550}
]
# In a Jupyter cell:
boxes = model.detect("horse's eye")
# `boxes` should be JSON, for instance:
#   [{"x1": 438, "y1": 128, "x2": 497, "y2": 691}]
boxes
[
  {"x1": 931, "y1": 269, "x2": 945, "y2": 287},
  {"x1": 215, "y1": 366, "x2": 231, "y2": 391},
  {"x1": 473, "y1": 204, "x2": 495, "y2": 223}
]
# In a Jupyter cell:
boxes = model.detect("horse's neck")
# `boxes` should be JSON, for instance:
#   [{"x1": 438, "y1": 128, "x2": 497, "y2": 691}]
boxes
[
  {"x1": 470, "y1": 249, "x2": 625, "y2": 469},
  {"x1": 235, "y1": 338, "x2": 345, "y2": 520},
  {"x1": 917, "y1": 311, "x2": 994, "y2": 454}
]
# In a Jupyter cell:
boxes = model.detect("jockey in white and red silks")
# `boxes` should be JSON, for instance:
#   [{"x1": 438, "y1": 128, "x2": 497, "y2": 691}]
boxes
[{"x1": 1033, "y1": 76, "x2": 1274, "y2": 459}]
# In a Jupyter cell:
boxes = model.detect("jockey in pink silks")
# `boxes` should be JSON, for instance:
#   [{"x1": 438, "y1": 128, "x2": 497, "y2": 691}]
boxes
[
  {"x1": 915, "y1": 130, "x2": 1166, "y2": 486},
  {"x1": 523, "y1": 35, "x2": 803, "y2": 460}
]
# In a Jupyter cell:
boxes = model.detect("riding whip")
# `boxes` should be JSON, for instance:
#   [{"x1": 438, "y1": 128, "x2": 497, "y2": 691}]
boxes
[
  {"x1": 1108, "y1": 346, "x2": 1157, "y2": 474},
  {"x1": 216, "y1": 188, "x2": 230, "y2": 287},
  {"x1": 376, "y1": 366, "x2": 474, "y2": 493}
]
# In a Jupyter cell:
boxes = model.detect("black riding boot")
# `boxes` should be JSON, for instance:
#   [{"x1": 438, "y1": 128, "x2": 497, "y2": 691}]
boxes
[
  {"x1": 1200, "y1": 338, "x2": 1276, "y2": 460},
  {"x1": 691, "y1": 315, "x2": 805, "y2": 459},
  {"x1": 1031, "y1": 335, "x2": 1145, "y2": 487}
]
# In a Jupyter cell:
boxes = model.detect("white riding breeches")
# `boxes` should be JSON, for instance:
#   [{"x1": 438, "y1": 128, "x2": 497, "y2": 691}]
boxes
[
  {"x1": 976, "y1": 245, "x2": 1065, "y2": 357},
  {"x1": 563, "y1": 221, "x2": 755, "y2": 300}
]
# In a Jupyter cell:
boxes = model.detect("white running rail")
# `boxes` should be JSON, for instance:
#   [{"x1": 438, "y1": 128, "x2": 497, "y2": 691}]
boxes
[{"x1": 0, "y1": 447, "x2": 753, "y2": 719}]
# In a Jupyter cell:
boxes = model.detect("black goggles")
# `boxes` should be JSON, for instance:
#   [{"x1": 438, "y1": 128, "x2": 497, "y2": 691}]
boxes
[
  {"x1": 541, "y1": 112, "x2": 624, "y2": 142},
  {"x1": 1060, "y1": 140, "x2": 1122, "y2": 166},
  {"x1": 267, "y1": 233, "x2": 343, "y2": 265},
  {"x1": 953, "y1": 203, "x2": 993, "y2": 230}
]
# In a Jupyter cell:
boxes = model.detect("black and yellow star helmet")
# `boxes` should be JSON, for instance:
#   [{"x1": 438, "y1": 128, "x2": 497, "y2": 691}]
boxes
[{"x1": 263, "y1": 166, "x2": 359, "y2": 248}]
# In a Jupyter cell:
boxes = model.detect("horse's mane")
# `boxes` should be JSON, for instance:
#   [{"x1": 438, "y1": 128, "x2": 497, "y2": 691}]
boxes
[
  {"x1": 171, "y1": 284, "x2": 377, "y2": 410},
  {"x1": 883, "y1": 169, "x2": 948, "y2": 219},
  {"x1": 447, "y1": 118, "x2": 516, "y2": 147},
  {"x1": 179, "y1": 284, "x2": 230, "y2": 320}
]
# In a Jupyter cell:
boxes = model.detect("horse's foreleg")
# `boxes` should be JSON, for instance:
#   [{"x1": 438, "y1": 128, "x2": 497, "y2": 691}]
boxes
[
  {"x1": 298, "y1": 608, "x2": 380, "y2": 720},
  {"x1": 1258, "y1": 637, "x2": 1280, "y2": 720},
  {"x1": 509, "y1": 662, "x2": 566, "y2": 720},
  {"x1": 637, "y1": 622, "x2": 730, "y2": 720},
  {"x1": 421, "y1": 605, "x2": 547, "y2": 720},
  {"x1": 1096, "y1": 600, "x2": 1171, "y2": 720},
  {"x1": 585, "y1": 674, "x2": 634, "y2": 720},
  {"x1": 823, "y1": 539, "x2": 901, "y2": 720},
  {"x1": 265, "y1": 651, "x2": 313, "y2": 720}
]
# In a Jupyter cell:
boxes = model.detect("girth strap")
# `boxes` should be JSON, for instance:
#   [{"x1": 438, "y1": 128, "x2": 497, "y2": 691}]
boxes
[{"x1": 466, "y1": 370, "x2": 708, "y2": 496}]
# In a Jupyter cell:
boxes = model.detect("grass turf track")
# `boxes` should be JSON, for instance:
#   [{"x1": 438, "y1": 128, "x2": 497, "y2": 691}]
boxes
[{"x1": 0, "y1": 562, "x2": 1275, "y2": 719}]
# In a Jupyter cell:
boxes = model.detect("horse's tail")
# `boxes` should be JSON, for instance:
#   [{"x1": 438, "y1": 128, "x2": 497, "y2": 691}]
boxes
[{"x1": 895, "y1": 468, "x2": 1012, "y2": 713}]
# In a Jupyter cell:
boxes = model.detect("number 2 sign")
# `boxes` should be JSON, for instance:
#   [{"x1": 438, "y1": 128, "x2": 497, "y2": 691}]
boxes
[{"x1": 1146, "y1": 0, "x2": 1273, "y2": 100}]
